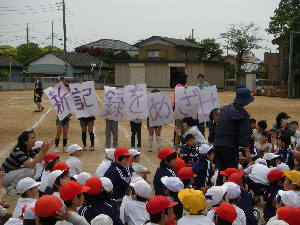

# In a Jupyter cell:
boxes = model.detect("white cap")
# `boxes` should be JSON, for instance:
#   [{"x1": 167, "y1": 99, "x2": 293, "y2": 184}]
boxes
[
  {"x1": 22, "y1": 202, "x2": 36, "y2": 220},
  {"x1": 132, "y1": 163, "x2": 148, "y2": 173},
  {"x1": 73, "y1": 172, "x2": 92, "y2": 186},
  {"x1": 66, "y1": 144, "x2": 83, "y2": 154},
  {"x1": 130, "y1": 181, "x2": 152, "y2": 199},
  {"x1": 277, "y1": 163, "x2": 290, "y2": 172},
  {"x1": 48, "y1": 170, "x2": 64, "y2": 188},
  {"x1": 161, "y1": 176, "x2": 184, "y2": 193},
  {"x1": 131, "y1": 173, "x2": 145, "y2": 184},
  {"x1": 16, "y1": 177, "x2": 41, "y2": 194},
  {"x1": 263, "y1": 153, "x2": 279, "y2": 161},
  {"x1": 129, "y1": 149, "x2": 140, "y2": 157},
  {"x1": 266, "y1": 220, "x2": 289, "y2": 225},
  {"x1": 100, "y1": 177, "x2": 113, "y2": 193},
  {"x1": 205, "y1": 185, "x2": 228, "y2": 207},
  {"x1": 105, "y1": 149, "x2": 115, "y2": 161},
  {"x1": 198, "y1": 144, "x2": 213, "y2": 154},
  {"x1": 222, "y1": 182, "x2": 241, "y2": 200},
  {"x1": 32, "y1": 141, "x2": 43, "y2": 150},
  {"x1": 277, "y1": 190, "x2": 300, "y2": 207},
  {"x1": 91, "y1": 214, "x2": 113, "y2": 225},
  {"x1": 255, "y1": 158, "x2": 267, "y2": 165}
]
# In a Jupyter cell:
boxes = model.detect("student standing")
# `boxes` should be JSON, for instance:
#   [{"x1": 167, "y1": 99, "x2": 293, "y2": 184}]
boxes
[
  {"x1": 105, "y1": 119, "x2": 118, "y2": 149},
  {"x1": 79, "y1": 116, "x2": 96, "y2": 151},
  {"x1": 33, "y1": 75, "x2": 44, "y2": 112},
  {"x1": 130, "y1": 119, "x2": 142, "y2": 150}
]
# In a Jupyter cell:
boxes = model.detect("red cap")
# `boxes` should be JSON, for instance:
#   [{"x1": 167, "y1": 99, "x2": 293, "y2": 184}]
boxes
[
  {"x1": 52, "y1": 162, "x2": 71, "y2": 172},
  {"x1": 267, "y1": 169, "x2": 286, "y2": 182},
  {"x1": 146, "y1": 195, "x2": 178, "y2": 215},
  {"x1": 85, "y1": 177, "x2": 103, "y2": 195},
  {"x1": 177, "y1": 167, "x2": 196, "y2": 180},
  {"x1": 114, "y1": 147, "x2": 131, "y2": 159},
  {"x1": 44, "y1": 153, "x2": 59, "y2": 164},
  {"x1": 33, "y1": 195, "x2": 62, "y2": 217},
  {"x1": 60, "y1": 181, "x2": 90, "y2": 201},
  {"x1": 220, "y1": 168, "x2": 239, "y2": 177},
  {"x1": 157, "y1": 148, "x2": 176, "y2": 160},
  {"x1": 277, "y1": 206, "x2": 300, "y2": 225},
  {"x1": 172, "y1": 157, "x2": 186, "y2": 173},
  {"x1": 228, "y1": 171, "x2": 244, "y2": 185},
  {"x1": 214, "y1": 203, "x2": 237, "y2": 223}
]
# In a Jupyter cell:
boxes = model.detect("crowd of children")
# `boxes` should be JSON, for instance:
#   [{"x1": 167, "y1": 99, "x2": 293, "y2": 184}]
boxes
[{"x1": 1, "y1": 87, "x2": 300, "y2": 225}]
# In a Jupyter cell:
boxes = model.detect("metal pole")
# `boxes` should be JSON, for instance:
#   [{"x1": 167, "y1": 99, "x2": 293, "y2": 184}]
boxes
[
  {"x1": 51, "y1": 21, "x2": 54, "y2": 52},
  {"x1": 26, "y1": 23, "x2": 29, "y2": 44},
  {"x1": 62, "y1": 0, "x2": 67, "y2": 75},
  {"x1": 288, "y1": 32, "x2": 294, "y2": 98},
  {"x1": 9, "y1": 60, "x2": 12, "y2": 82}
]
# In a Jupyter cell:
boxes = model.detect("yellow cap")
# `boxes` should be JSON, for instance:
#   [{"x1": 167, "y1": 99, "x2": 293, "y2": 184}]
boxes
[
  {"x1": 178, "y1": 188, "x2": 206, "y2": 214},
  {"x1": 284, "y1": 170, "x2": 300, "y2": 186}
]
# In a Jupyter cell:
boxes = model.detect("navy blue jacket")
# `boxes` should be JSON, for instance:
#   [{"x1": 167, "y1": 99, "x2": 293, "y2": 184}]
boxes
[
  {"x1": 263, "y1": 183, "x2": 283, "y2": 222},
  {"x1": 236, "y1": 189, "x2": 257, "y2": 225},
  {"x1": 78, "y1": 199, "x2": 123, "y2": 225},
  {"x1": 153, "y1": 165, "x2": 177, "y2": 195},
  {"x1": 179, "y1": 144, "x2": 199, "y2": 164},
  {"x1": 277, "y1": 147, "x2": 295, "y2": 170},
  {"x1": 214, "y1": 103, "x2": 250, "y2": 148},
  {"x1": 192, "y1": 157, "x2": 213, "y2": 189},
  {"x1": 104, "y1": 162, "x2": 132, "y2": 200}
]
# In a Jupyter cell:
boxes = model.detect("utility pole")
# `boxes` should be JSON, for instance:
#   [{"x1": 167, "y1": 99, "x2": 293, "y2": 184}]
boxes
[
  {"x1": 51, "y1": 21, "x2": 54, "y2": 52},
  {"x1": 288, "y1": 32, "x2": 294, "y2": 99},
  {"x1": 26, "y1": 23, "x2": 29, "y2": 44},
  {"x1": 62, "y1": 0, "x2": 67, "y2": 75},
  {"x1": 192, "y1": 29, "x2": 194, "y2": 39}
]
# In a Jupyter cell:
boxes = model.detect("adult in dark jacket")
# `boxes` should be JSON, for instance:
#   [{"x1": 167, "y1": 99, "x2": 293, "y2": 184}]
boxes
[
  {"x1": 153, "y1": 148, "x2": 177, "y2": 195},
  {"x1": 33, "y1": 75, "x2": 44, "y2": 112},
  {"x1": 214, "y1": 88, "x2": 253, "y2": 185},
  {"x1": 207, "y1": 108, "x2": 220, "y2": 144},
  {"x1": 104, "y1": 147, "x2": 133, "y2": 200}
]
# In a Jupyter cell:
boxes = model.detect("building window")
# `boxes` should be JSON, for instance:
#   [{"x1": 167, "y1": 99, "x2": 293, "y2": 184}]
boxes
[
  {"x1": 147, "y1": 50, "x2": 160, "y2": 58},
  {"x1": 181, "y1": 51, "x2": 187, "y2": 59}
]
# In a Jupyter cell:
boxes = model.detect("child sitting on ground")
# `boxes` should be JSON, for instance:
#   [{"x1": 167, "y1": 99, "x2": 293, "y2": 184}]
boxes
[
  {"x1": 276, "y1": 134, "x2": 295, "y2": 170},
  {"x1": 44, "y1": 169, "x2": 70, "y2": 197},
  {"x1": 66, "y1": 144, "x2": 83, "y2": 177},
  {"x1": 177, "y1": 167, "x2": 196, "y2": 189},
  {"x1": 179, "y1": 134, "x2": 199, "y2": 165},
  {"x1": 253, "y1": 120, "x2": 268, "y2": 142},
  {"x1": 254, "y1": 131, "x2": 272, "y2": 157},
  {"x1": 129, "y1": 149, "x2": 150, "y2": 178},
  {"x1": 213, "y1": 203, "x2": 237, "y2": 225}
]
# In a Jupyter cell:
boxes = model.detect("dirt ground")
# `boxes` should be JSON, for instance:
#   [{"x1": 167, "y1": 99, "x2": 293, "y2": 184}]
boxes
[{"x1": 1, "y1": 90, "x2": 300, "y2": 213}]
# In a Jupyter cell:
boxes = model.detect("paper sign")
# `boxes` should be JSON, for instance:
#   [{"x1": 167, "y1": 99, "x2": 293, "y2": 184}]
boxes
[
  {"x1": 124, "y1": 84, "x2": 148, "y2": 120},
  {"x1": 102, "y1": 86, "x2": 125, "y2": 121},
  {"x1": 44, "y1": 82, "x2": 75, "y2": 121},
  {"x1": 69, "y1": 81, "x2": 98, "y2": 118},
  {"x1": 148, "y1": 92, "x2": 173, "y2": 127},
  {"x1": 174, "y1": 86, "x2": 199, "y2": 119}
]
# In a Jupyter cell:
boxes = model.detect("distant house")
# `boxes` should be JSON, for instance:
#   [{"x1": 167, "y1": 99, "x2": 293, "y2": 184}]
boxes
[
  {"x1": 27, "y1": 52, "x2": 108, "y2": 81},
  {"x1": 114, "y1": 36, "x2": 227, "y2": 88},
  {"x1": 0, "y1": 55, "x2": 23, "y2": 82},
  {"x1": 76, "y1": 39, "x2": 139, "y2": 56}
]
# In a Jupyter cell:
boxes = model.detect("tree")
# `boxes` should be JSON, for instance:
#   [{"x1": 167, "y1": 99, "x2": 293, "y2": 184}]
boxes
[
  {"x1": 198, "y1": 38, "x2": 223, "y2": 60},
  {"x1": 267, "y1": 0, "x2": 300, "y2": 38},
  {"x1": 16, "y1": 43, "x2": 43, "y2": 65},
  {"x1": 42, "y1": 45, "x2": 63, "y2": 53},
  {"x1": 220, "y1": 22, "x2": 263, "y2": 72},
  {"x1": 0, "y1": 45, "x2": 17, "y2": 58}
]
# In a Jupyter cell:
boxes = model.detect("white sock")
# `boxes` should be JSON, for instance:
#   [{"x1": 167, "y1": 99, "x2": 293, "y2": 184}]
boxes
[{"x1": 156, "y1": 136, "x2": 162, "y2": 150}]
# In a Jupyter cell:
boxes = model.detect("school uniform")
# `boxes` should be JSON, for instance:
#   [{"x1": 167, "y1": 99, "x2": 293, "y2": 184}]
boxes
[
  {"x1": 233, "y1": 205, "x2": 247, "y2": 225},
  {"x1": 95, "y1": 159, "x2": 113, "y2": 178},
  {"x1": 120, "y1": 195, "x2": 131, "y2": 224},
  {"x1": 277, "y1": 146, "x2": 295, "y2": 170},
  {"x1": 153, "y1": 166, "x2": 177, "y2": 195},
  {"x1": 236, "y1": 189, "x2": 257, "y2": 225},
  {"x1": 177, "y1": 215, "x2": 214, "y2": 225},
  {"x1": 104, "y1": 162, "x2": 133, "y2": 200},
  {"x1": 12, "y1": 198, "x2": 36, "y2": 218},
  {"x1": 66, "y1": 156, "x2": 83, "y2": 177},
  {"x1": 39, "y1": 170, "x2": 50, "y2": 193},
  {"x1": 56, "y1": 211, "x2": 89, "y2": 225},
  {"x1": 179, "y1": 144, "x2": 199, "y2": 164},
  {"x1": 192, "y1": 157, "x2": 213, "y2": 189},
  {"x1": 124, "y1": 200, "x2": 149, "y2": 225},
  {"x1": 263, "y1": 183, "x2": 283, "y2": 222}
]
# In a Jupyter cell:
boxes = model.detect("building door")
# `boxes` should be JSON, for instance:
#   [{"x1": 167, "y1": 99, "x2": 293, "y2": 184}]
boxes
[
  {"x1": 170, "y1": 67, "x2": 185, "y2": 88},
  {"x1": 129, "y1": 63, "x2": 145, "y2": 85}
]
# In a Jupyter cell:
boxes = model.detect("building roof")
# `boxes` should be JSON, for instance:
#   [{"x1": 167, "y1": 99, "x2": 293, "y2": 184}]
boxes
[
  {"x1": 78, "y1": 39, "x2": 139, "y2": 51},
  {"x1": 113, "y1": 59, "x2": 227, "y2": 65},
  {"x1": 135, "y1": 36, "x2": 202, "y2": 49},
  {"x1": 0, "y1": 55, "x2": 23, "y2": 68}
]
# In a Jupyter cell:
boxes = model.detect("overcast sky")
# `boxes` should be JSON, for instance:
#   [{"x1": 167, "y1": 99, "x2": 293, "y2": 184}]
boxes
[{"x1": 0, "y1": 0, "x2": 281, "y2": 59}]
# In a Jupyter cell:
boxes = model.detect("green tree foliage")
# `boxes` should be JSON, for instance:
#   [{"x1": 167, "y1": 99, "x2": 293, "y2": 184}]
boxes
[
  {"x1": 198, "y1": 38, "x2": 223, "y2": 60},
  {"x1": 225, "y1": 64, "x2": 236, "y2": 79},
  {"x1": 42, "y1": 45, "x2": 63, "y2": 53},
  {"x1": 0, "y1": 45, "x2": 17, "y2": 58},
  {"x1": 220, "y1": 22, "x2": 263, "y2": 72},
  {"x1": 267, "y1": 0, "x2": 300, "y2": 38},
  {"x1": 16, "y1": 43, "x2": 43, "y2": 65}
]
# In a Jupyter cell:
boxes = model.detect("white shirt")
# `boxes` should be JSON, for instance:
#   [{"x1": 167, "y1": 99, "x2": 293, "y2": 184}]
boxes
[
  {"x1": 177, "y1": 215, "x2": 215, "y2": 225},
  {"x1": 56, "y1": 211, "x2": 89, "y2": 225},
  {"x1": 95, "y1": 159, "x2": 112, "y2": 178},
  {"x1": 207, "y1": 209, "x2": 215, "y2": 221},
  {"x1": 39, "y1": 170, "x2": 51, "y2": 192},
  {"x1": 4, "y1": 218, "x2": 23, "y2": 225},
  {"x1": 66, "y1": 156, "x2": 83, "y2": 177},
  {"x1": 244, "y1": 163, "x2": 270, "y2": 185},
  {"x1": 124, "y1": 200, "x2": 149, "y2": 225},
  {"x1": 120, "y1": 195, "x2": 132, "y2": 224},
  {"x1": 12, "y1": 198, "x2": 36, "y2": 218},
  {"x1": 184, "y1": 126, "x2": 207, "y2": 145},
  {"x1": 233, "y1": 205, "x2": 246, "y2": 225},
  {"x1": 34, "y1": 162, "x2": 44, "y2": 180}
]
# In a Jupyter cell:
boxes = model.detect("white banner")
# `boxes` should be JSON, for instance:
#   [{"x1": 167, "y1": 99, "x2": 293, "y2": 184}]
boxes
[
  {"x1": 102, "y1": 86, "x2": 125, "y2": 121},
  {"x1": 44, "y1": 82, "x2": 75, "y2": 121},
  {"x1": 148, "y1": 92, "x2": 173, "y2": 127},
  {"x1": 69, "y1": 81, "x2": 98, "y2": 118},
  {"x1": 174, "y1": 86, "x2": 199, "y2": 119}
]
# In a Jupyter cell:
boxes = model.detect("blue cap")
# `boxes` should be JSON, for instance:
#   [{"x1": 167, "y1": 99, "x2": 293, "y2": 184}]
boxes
[{"x1": 233, "y1": 88, "x2": 254, "y2": 105}]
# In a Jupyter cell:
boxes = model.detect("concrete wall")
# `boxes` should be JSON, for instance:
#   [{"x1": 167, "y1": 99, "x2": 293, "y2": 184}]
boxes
[
  {"x1": 115, "y1": 63, "x2": 130, "y2": 86},
  {"x1": 145, "y1": 63, "x2": 170, "y2": 87}
]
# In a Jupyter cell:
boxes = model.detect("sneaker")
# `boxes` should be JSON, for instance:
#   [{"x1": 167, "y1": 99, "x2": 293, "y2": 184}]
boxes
[
  {"x1": 83, "y1": 146, "x2": 88, "y2": 151},
  {"x1": 89, "y1": 146, "x2": 94, "y2": 151},
  {"x1": 54, "y1": 147, "x2": 60, "y2": 153},
  {"x1": 137, "y1": 147, "x2": 141, "y2": 152}
]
